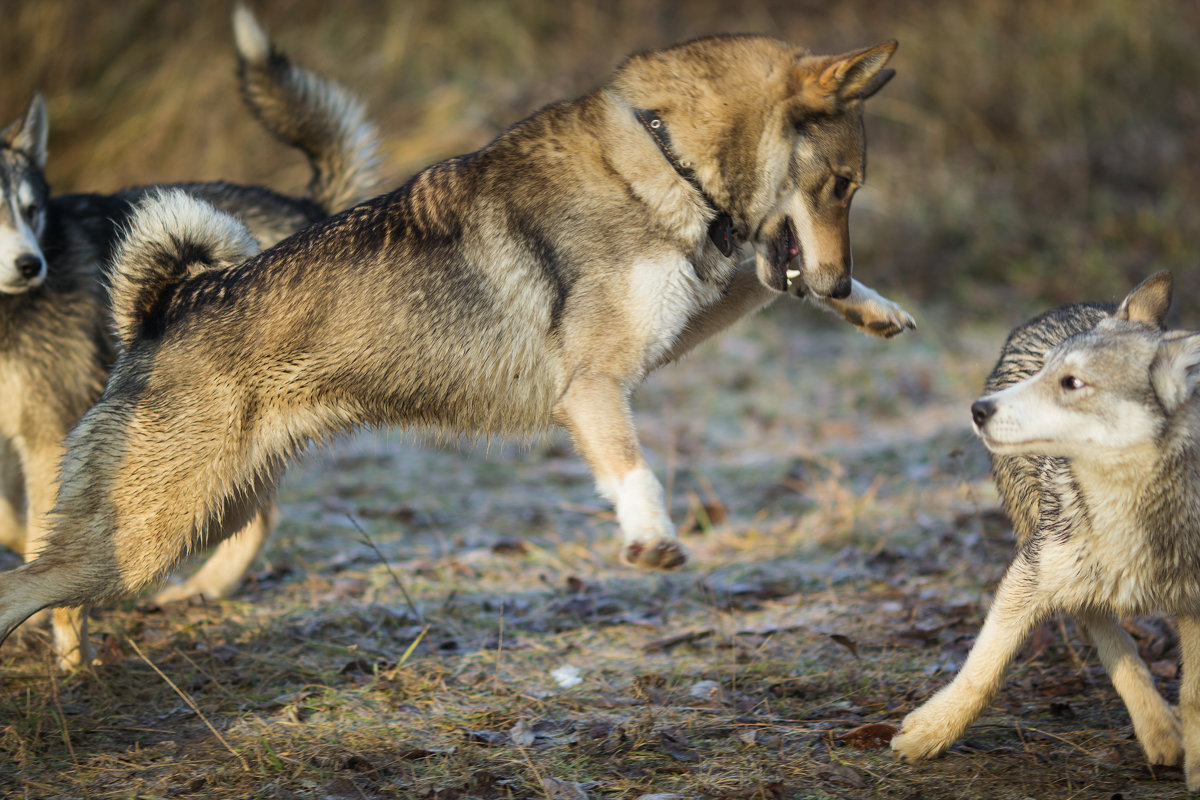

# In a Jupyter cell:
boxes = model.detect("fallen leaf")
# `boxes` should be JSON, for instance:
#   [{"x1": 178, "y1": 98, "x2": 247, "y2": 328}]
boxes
[
  {"x1": 813, "y1": 762, "x2": 866, "y2": 789},
  {"x1": 837, "y1": 723, "x2": 898, "y2": 749},
  {"x1": 688, "y1": 679, "x2": 724, "y2": 703},
  {"x1": 491, "y1": 537, "x2": 530, "y2": 555},
  {"x1": 658, "y1": 728, "x2": 700, "y2": 762},
  {"x1": 541, "y1": 777, "x2": 589, "y2": 799},
  {"x1": 829, "y1": 634, "x2": 860, "y2": 659},
  {"x1": 463, "y1": 729, "x2": 507, "y2": 746},
  {"x1": 643, "y1": 629, "x2": 713, "y2": 653},
  {"x1": 510, "y1": 719, "x2": 536, "y2": 747}
]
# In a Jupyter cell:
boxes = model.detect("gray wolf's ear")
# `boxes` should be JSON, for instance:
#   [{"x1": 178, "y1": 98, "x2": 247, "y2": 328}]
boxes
[
  {"x1": 816, "y1": 41, "x2": 898, "y2": 103},
  {"x1": 1, "y1": 94, "x2": 48, "y2": 168},
  {"x1": 1116, "y1": 271, "x2": 1172, "y2": 328},
  {"x1": 1152, "y1": 331, "x2": 1200, "y2": 414}
]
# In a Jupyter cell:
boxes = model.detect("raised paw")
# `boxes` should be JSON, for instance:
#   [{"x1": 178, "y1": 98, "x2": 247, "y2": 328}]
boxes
[
  {"x1": 860, "y1": 299, "x2": 916, "y2": 339},
  {"x1": 621, "y1": 539, "x2": 688, "y2": 570}
]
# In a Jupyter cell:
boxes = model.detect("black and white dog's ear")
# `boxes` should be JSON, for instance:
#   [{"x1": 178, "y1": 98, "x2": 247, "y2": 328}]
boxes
[
  {"x1": 1152, "y1": 331, "x2": 1200, "y2": 414},
  {"x1": 1, "y1": 94, "x2": 48, "y2": 169},
  {"x1": 1116, "y1": 271, "x2": 1172, "y2": 328}
]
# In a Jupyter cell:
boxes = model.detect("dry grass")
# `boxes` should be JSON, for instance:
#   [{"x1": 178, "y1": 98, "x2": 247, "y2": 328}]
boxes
[
  {"x1": 1, "y1": 313, "x2": 1193, "y2": 798},
  {"x1": 3, "y1": 2, "x2": 1200, "y2": 798}
]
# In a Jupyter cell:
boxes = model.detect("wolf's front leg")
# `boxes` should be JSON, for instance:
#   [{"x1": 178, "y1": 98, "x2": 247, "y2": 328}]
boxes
[
  {"x1": 555, "y1": 372, "x2": 685, "y2": 570},
  {"x1": 810, "y1": 278, "x2": 916, "y2": 338},
  {"x1": 1082, "y1": 612, "x2": 1181, "y2": 766},
  {"x1": 892, "y1": 560, "x2": 1042, "y2": 760},
  {"x1": 1176, "y1": 614, "x2": 1200, "y2": 791}
]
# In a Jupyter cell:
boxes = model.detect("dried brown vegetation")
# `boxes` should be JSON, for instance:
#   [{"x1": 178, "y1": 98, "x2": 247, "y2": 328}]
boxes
[{"x1": 2, "y1": 1, "x2": 1199, "y2": 798}]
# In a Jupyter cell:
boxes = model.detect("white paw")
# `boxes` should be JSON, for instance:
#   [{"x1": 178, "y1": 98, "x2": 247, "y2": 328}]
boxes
[
  {"x1": 891, "y1": 696, "x2": 970, "y2": 762},
  {"x1": 1137, "y1": 705, "x2": 1183, "y2": 766}
]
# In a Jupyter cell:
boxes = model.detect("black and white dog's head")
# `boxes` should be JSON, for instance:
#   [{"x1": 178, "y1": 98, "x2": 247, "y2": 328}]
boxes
[{"x1": 0, "y1": 94, "x2": 50, "y2": 293}]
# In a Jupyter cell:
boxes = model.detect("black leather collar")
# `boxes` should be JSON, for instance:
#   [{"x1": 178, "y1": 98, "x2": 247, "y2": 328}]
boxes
[{"x1": 633, "y1": 108, "x2": 736, "y2": 258}]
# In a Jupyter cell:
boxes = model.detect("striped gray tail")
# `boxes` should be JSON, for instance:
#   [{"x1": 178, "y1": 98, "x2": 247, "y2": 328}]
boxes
[{"x1": 233, "y1": 5, "x2": 381, "y2": 214}]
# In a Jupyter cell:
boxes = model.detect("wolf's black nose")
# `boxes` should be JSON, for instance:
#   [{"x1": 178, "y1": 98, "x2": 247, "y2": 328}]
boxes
[
  {"x1": 15, "y1": 253, "x2": 43, "y2": 279},
  {"x1": 971, "y1": 399, "x2": 995, "y2": 428}
]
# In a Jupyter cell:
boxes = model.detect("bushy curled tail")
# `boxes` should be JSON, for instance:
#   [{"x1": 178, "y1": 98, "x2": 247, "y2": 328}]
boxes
[
  {"x1": 233, "y1": 5, "x2": 381, "y2": 213},
  {"x1": 108, "y1": 189, "x2": 259, "y2": 349}
]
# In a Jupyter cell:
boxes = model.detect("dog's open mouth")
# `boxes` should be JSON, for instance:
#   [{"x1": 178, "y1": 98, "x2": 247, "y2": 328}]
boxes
[{"x1": 766, "y1": 217, "x2": 802, "y2": 294}]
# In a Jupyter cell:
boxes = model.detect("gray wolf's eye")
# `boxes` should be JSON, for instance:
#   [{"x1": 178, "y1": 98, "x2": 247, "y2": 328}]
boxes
[
  {"x1": 833, "y1": 175, "x2": 851, "y2": 200},
  {"x1": 1060, "y1": 375, "x2": 1085, "y2": 390}
]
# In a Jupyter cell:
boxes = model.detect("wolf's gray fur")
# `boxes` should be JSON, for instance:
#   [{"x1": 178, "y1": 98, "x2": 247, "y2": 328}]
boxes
[{"x1": 893, "y1": 272, "x2": 1200, "y2": 792}]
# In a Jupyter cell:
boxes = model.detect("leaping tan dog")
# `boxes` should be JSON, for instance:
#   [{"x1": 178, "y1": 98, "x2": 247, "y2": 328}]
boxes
[{"x1": 0, "y1": 34, "x2": 911, "y2": 649}]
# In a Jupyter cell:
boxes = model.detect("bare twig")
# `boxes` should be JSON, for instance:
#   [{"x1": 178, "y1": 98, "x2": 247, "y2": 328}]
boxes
[
  {"x1": 346, "y1": 514, "x2": 423, "y2": 622},
  {"x1": 128, "y1": 638, "x2": 250, "y2": 772}
]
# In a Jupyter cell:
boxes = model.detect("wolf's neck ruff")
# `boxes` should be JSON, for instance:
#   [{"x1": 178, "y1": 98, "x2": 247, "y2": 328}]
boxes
[{"x1": 632, "y1": 108, "x2": 736, "y2": 258}]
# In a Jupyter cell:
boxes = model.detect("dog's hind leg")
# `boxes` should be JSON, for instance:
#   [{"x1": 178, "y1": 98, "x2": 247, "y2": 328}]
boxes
[
  {"x1": 1176, "y1": 614, "x2": 1200, "y2": 791},
  {"x1": 1082, "y1": 612, "x2": 1182, "y2": 766},
  {"x1": 555, "y1": 371, "x2": 685, "y2": 570},
  {"x1": 152, "y1": 507, "x2": 273, "y2": 604},
  {"x1": 13, "y1": 435, "x2": 92, "y2": 671},
  {"x1": 892, "y1": 559, "x2": 1043, "y2": 760}
]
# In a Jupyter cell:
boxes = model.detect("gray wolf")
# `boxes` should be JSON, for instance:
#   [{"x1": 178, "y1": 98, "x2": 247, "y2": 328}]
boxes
[
  {"x1": 0, "y1": 6, "x2": 379, "y2": 670},
  {"x1": 892, "y1": 271, "x2": 1200, "y2": 791},
  {"x1": 0, "y1": 34, "x2": 913, "y2": 659}
]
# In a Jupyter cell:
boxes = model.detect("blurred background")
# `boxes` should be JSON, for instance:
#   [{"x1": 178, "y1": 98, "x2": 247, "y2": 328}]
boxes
[{"x1": 2, "y1": 0, "x2": 1198, "y2": 320}]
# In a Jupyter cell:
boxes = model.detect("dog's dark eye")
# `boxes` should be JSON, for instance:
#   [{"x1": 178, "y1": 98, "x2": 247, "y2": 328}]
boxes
[
  {"x1": 1060, "y1": 375, "x2": 1085, "y2": 391},
  {"x1": 833, "y1": 175, "x2": 851, "y2": 200},
  {"x1": 22, "y1": 203, "x2": 38, "y2": 219}
]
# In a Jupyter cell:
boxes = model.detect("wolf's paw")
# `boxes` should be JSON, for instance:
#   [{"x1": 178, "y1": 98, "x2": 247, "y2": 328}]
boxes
[
  {"x1": 890, "y1": 702, "x2": 966, "y2": 762},
  {"x1": 1137, "y1": 706, "x2": 1183, "y2": 766},
  {"x1": 621, "y1": 538, "x2": 688, "y2": 570}
]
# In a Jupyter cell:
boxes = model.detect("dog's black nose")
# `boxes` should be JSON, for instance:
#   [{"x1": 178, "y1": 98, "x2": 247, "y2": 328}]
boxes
[
  {"x1": 829, "y1": 277, "x2": 852, "y2": 300},
  {"x1": 971, "y1": 399, "x2": 995, "y2": 428},
  {"x1": 15, "y1": 253, "x2": 43, "y2": 279}
]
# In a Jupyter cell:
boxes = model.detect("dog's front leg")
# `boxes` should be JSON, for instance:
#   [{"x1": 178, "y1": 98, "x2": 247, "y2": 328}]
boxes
[
  {"x1": 892, "y1": 559, "x2": 1042, "y2": 761},
  {"x1": 555, "y1": 372, "x2": 685, "y2": 570},
  {"x1": 0, "y1": 436, "x2": 26, "y2": 551},
  {"x1": 1082, "y1": 612, "x2": 1182, "y2": 766},
  {"x1": 654, "y1": 263, "x2": 776, "y2": 368},
  {"x1": 809, "y1": 278, "x2": 916, "y2": 338},
  {"x1": 1177, "y1": 614, "x2": 1200, "y2": 790}
]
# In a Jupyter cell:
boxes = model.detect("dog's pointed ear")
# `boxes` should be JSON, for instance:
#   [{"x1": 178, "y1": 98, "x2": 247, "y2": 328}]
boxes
[
  {"x1": 1152, "y1": 331, "x2": 1200, "y2": 414},
  {"x1": 1, "y1": 94, "x2": 48, "y2": 168},
  {"x1": 815, "y1": 41, "x2": 898, "y2": 103},
  {"x1": 1116, "y1": 271, "x2": 1173, "y2": 328}
]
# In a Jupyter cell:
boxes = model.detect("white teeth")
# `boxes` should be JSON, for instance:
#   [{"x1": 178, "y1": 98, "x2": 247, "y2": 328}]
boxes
[{"x1": 785, "y1": 269, "x2": 801, "y2": 279}]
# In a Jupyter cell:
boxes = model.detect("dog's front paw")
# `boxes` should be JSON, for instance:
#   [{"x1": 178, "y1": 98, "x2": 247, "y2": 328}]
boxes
[
  {"x1": 621, "y1": 538, "x2": 688, "y2": 570},
  {"x1": 860, "y1": 298, "x2": 916, "y2": 339}
]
